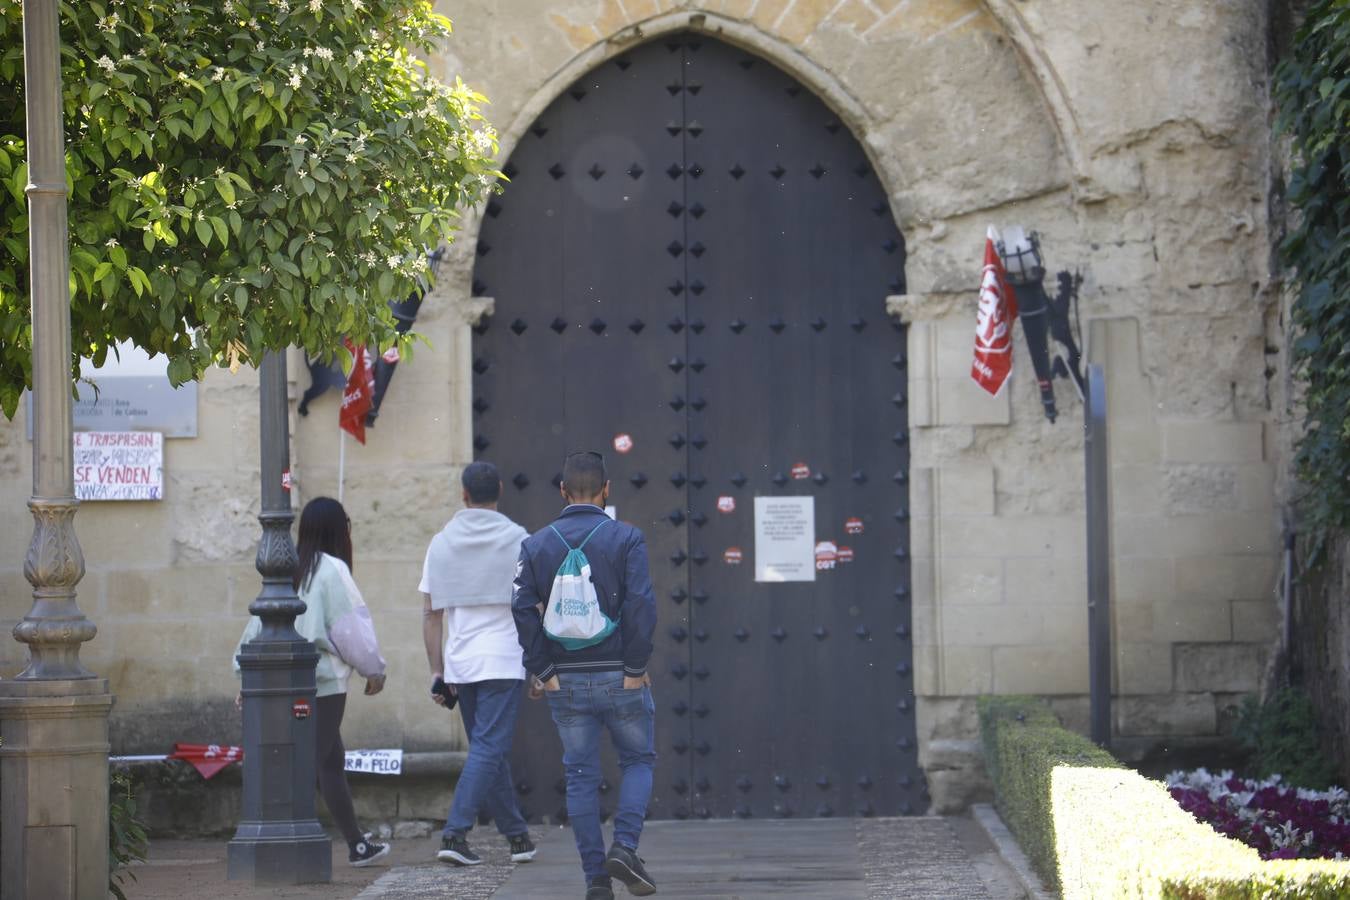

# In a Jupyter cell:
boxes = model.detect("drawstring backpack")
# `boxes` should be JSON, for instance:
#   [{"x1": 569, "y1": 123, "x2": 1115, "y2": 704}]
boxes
[{"x1": 542, "y1": 520, "x2": 617, "y2": 650}]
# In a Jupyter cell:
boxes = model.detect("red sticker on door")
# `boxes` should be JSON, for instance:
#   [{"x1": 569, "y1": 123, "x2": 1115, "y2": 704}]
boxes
[
  {"x1": 837, "y1": 545, "x2": 855, "y2": 564},
  {"x1": 845, "y1": 517, "x2": 864, "y2": 535},
  {"x1": 613, "y1": 433, "x2": 634, "y2": 454},
  {"x1": 282, "y1": 469, "x2": 294, "y2": 492},
  {"x1": 723, "y1": 547, "x2": 744, "y2": 565},
  {"x1": 382, "y1": 347, "x2": 400, "y2": 364},
  {"x1": 292, "y1": 698, "x2": 311, "y2": 719},
  {"x1": 717, "y1": 495, "x2": 736, "y2": 514},
  {"x1": 814, "y1": 540, "x2": 838, "y2": 571},
  {"x1": 791, "y1": 462, "x2": 811, "y2": 480}
]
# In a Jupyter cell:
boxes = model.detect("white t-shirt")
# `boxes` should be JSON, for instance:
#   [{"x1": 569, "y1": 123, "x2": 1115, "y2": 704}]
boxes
[{"x1": 419, "y1": 557, "x2": 526, "y2": 684}]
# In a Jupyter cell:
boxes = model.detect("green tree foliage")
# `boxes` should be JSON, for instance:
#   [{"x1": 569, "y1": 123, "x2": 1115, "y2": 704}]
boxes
[
  {"x1": 0, "y1": 0, "x2": 498, "y2": 418},
  {"x1": 1275, "y1": 1, "x2": 1350, "y2": 552}
]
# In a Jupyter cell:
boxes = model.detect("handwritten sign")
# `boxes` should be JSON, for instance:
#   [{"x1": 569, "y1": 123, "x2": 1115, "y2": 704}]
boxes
[
  {"x1": 73, "y1": 431, "x2": 163, "y2": 501},
  {"x1": 344, "y1": 749, "x2": 403, "y2": 775},
  {"x1": 754, "y1": 496, "x2": 816, "y2": 583}
]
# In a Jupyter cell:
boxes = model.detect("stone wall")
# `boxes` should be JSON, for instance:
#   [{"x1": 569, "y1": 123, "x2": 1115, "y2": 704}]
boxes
[{"x1": 0, "y1": 0, "x2": 1283, "y2": 813}]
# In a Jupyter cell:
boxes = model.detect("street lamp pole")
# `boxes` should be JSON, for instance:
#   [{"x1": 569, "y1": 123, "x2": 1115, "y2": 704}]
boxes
[
  {"x1": 0, "y1": 0, "x2": 114, "y2": 896},
  {"x1": 226, "y1": 349, "x2": 331, "y2": 883}
]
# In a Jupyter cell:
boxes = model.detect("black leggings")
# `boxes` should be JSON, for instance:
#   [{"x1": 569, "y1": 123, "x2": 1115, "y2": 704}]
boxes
[{"x1": 316, "y1": 693, "x2": 364, "y2": 847}]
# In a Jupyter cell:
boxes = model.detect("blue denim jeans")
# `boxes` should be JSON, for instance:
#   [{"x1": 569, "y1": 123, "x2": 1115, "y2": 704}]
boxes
[
  {"x1": 545, "y1": 671, "x2": 656, "y2": 883},
  {"x1": 444, "y1": 679, "x2": 529, "y2": 840}
]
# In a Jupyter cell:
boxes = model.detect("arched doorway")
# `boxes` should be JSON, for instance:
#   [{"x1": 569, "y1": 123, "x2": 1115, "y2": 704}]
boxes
[{"x1": 471, "y1": 34, "x2": 920, "y2": 820}]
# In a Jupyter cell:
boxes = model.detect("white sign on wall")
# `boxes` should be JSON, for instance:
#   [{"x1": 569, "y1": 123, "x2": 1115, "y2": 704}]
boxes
[
  {"x1": 344, "y1": 749, "x2": 403, "y2": 775},
  {"x1": 73, "y1": 431, "x2": 164, "y2": 501},
  {"x1": 754, "y1": 496, "x2": 816, "y2": 583}
]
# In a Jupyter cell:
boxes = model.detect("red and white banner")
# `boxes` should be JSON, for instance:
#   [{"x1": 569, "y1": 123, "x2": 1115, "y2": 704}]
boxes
[
  {"x1": 971, "y1": 227, "x2": 1018, "y2": 396},
  {"x1": 167, "y1": 743, "x2": 242, "y2": 780},
  {"x1": 340, "y1": 339, "x2": 375, "y2": 444}
]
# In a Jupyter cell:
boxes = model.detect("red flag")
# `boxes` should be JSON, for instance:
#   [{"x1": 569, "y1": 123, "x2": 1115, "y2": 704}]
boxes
[
  {"x1": 971, "y1": 227, "x2": 1019, "y2": 396},
  {"x1": 340, "y1": 339, "x2": 374, "y2": 444},
  {"x1": 167, "y1": 742, "x2": 242, "y2": 780}
]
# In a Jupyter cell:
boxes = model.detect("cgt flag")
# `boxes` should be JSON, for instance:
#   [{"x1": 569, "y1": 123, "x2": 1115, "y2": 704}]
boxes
[
  {"x1": 340, "y1": 338, "x2": 374, "y2": 444},
  {"x1": 971, "y1": 226, "x2": 1019, "y2": 396}
]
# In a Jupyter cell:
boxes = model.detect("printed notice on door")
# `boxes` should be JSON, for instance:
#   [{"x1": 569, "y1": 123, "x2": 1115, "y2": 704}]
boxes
[
  {"x1": 73, "y1": 431, "x2": 164, "y2": 501},
  {"x1": 754, "y1": 496, "x2": 815, "y2": 583}
]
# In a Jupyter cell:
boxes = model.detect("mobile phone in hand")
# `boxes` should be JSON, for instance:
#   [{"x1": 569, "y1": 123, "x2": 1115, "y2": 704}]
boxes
[{"x1": 431, "y1": 676, "x2": 458, "y2": 710}]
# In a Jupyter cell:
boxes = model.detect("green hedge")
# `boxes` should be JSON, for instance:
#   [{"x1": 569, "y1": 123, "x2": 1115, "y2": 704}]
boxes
[{"x1": 977, "y1": 696, "x2": 1350, "y2": 899}]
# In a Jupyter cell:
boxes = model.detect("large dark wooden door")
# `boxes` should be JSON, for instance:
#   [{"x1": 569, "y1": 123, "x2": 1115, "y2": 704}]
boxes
[{"x1": 471, "y1": 35, "x2": 923, "y2": 823}]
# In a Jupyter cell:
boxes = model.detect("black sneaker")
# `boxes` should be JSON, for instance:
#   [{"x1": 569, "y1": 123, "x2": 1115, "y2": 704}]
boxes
[
  {"x1": 509, "y1": 833, "x2": 537, "y2": 862},
  {"x1": 586, "y1": 875, "x2": 616, "y2": 900},
  {"x1": 349, "y1": 839, "x2": 390, "y2": 867},
  {"x1": 604, "y1": 844, "x2": 656, "y2": 896},
  {"x1": 436, "y1": 834, "x2": 482, "y2": 866}
]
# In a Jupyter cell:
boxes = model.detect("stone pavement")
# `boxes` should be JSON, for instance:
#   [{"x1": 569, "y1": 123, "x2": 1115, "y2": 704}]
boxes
[{"x1": 355, "y1": 817, "x2": 1029, "y2": 900}]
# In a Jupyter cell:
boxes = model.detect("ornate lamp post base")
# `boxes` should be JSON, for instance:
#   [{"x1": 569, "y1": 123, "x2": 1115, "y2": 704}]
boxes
[
  {"x1": 227, "y1": 635, "x2": 331, "y2": 884},
  {"x1": 0, "y1": 678, "x2": 113, "y2": 899}
]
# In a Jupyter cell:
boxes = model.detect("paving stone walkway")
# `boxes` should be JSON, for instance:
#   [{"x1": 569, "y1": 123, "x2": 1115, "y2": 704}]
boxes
[{"x1": 356, "y1": 818, "x2": 1019, "y2": 899}]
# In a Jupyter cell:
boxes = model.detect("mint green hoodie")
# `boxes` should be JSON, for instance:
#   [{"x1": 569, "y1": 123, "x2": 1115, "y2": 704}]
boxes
[{"x1": 234, "y1": 553, "x2": 386, "y2": 697}]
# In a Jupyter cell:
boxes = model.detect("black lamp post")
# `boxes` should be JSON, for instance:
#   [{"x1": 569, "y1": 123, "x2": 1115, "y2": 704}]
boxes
[{"x1": 226, "y1": 350, "x2": 331, "y2": 883}]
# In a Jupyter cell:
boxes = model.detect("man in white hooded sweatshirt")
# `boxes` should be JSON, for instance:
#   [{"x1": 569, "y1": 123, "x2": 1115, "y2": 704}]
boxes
[{"x1": 421, "y1": 461, "x2": 537, "y2": 866}]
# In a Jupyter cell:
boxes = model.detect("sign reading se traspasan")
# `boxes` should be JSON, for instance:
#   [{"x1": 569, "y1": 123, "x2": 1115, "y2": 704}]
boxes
[{"x1": 73, "y1": 431, "x2": 164, "y2": 502}]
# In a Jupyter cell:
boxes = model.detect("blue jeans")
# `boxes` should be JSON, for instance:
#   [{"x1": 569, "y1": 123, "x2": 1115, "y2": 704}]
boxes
[
  {"x1": 444, "y1": 679, "x2": 529, "y2": 840},
  {"x1": 545, "y1": 671, "x2": 656, "y2": 882}
]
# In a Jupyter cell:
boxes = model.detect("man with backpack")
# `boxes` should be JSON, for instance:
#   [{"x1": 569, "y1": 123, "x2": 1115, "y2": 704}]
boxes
[
  {"x1": 421, "y1": 461, "x2": 537, "y2": 867},
  {"x1": 513, "y1": 451, "x2": 658, "y2": 900}
]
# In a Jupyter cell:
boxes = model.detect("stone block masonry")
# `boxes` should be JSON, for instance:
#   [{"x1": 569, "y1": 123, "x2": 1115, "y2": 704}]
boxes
[{"x1": 0, "y1": 0, "x2": 1282, "y2": 819}]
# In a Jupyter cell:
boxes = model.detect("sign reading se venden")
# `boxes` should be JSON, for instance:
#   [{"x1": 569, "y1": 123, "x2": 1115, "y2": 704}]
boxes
[{"x1": 73, "y1": 432, "x2": 164, "y2": 501}]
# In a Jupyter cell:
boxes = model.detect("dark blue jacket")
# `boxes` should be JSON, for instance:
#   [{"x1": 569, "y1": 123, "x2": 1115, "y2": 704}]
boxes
[{"x1": 512, "y1": 504, "x2": 656, "y2": 682}]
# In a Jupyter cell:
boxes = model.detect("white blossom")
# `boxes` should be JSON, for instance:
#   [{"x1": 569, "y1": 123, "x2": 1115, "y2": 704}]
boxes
[
  {"x1": 345, "y1": 153, "x2": 358, "y2": 163},
  {"x1": 386, "y1": 255, "x2": 401, "y2": 270},
  {"x1": 105, "y1": 238, "x2": 120, "y2": 248},
  {"x1": 95, "y1": 56, "x2": 116, "y2": 73},
  {"x1": 471, "y1": 127, "x2": 496, "y2": 154},
  {"x1": 97, "y1": 13, "x2": 120, "y2": 32},
  {"x1": 309, "y1": 0, "x2": 322, "y2": 12},
  {"x1": 314, "y1": 47, "x2": 334, "y2": 62},
  {"x1": 212, "y1": 67, "x2": 226, "y2": 82}
]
